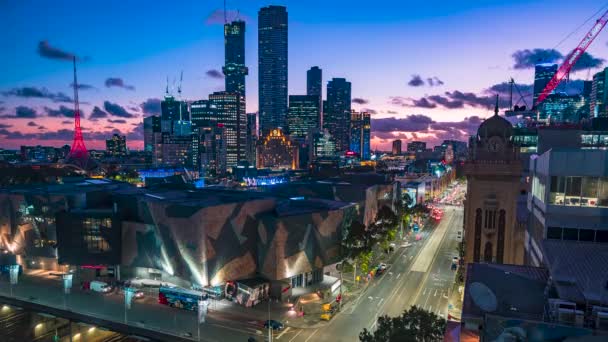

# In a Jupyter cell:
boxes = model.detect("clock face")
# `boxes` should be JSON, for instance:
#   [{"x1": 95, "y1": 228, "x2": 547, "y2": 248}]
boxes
[{"x1": 488, "y1": 136, "x2": 503, "y2": 152}]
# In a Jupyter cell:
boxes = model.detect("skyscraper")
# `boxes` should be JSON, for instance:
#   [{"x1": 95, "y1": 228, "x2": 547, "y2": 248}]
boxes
[
  {"x1": 307, "y1": 66, "x2": 323, "y2": 126},
  {"x1": 208, "y1": 91, "x2": 246, "y2": 167},
  {"x1": 258, "y1": 5, "x2": 288, "y2": 134},
  {"x1": 350, "y1": 111, "x2": 371, "y2": 160},
  {"x1": 105, "y1": 134, "x2": 127, "y2": 157},
  {"x1": 591, "y1": 67, "x2": 608, "y2": 117},
  {"x1": 324, "y1": 78, "x2": 351, "y2": 152},
  {"x1": 532, "y1": 63, "x2": 558, "y2": 108},
  {"x1": 223, "y1": 20, "x2": 248, "y2": 96},
  {"x1": 392, "y1": 140, "x2": 402, "y2": 155},
  {"x1": 246, "y1": 113, "x2": 257, "y2": 165},
  {"x1": 287, "y1": 95, "x2": 321, "y2": 142},
  {"x1": 161, "y1": 95, "x2": 189, "y2": 134}
]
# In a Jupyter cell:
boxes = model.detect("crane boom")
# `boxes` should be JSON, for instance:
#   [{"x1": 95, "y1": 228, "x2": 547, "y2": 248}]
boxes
[{"x1": 535, "y1": 9, "x2": 608, "y2": 107}]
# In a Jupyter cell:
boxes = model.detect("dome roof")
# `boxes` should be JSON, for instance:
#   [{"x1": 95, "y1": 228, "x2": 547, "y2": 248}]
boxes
[{"x1": 478, "y1": 114, "x2": 513, "y2": 139}]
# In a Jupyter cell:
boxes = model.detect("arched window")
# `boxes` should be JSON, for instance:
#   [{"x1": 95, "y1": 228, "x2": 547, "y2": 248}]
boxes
[
  {"x1": 474, "y1": 208, "x2": 482, "y2": 262},
  {"x1": 484, "y1": 241, "x2": 493, "y2": 263}
]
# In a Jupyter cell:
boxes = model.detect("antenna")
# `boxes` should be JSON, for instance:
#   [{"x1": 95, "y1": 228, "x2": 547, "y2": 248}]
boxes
[
  {"x1": 165, "y1": 76, "x2": 169, "y2": 95},
  {"x1": 178, "y1": 71, "x2": 184, "y2": 121},
  {"x1": 224, "y1": 0, "x2": 227, "y2": 23}
]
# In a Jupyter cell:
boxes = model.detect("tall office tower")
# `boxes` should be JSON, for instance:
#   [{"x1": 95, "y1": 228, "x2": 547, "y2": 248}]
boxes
[
  {"x1": 287, "y1": 95, "x2": 321, "y2": 142},
  {"x1": 532, "y1": 63, "x2": 558, "y2": 108},
  {"x1": 407, "y1": 141, "x2": 426, "y2": 153},
  {"x1": 539, "y1": 93, "x2": 586, "y2": 122},
  {"x1": 349, "y1": 111, "x2": 371, "y2": 160},
  {"x1": 308, "y1": 129, "x2": 337, "y2": 161},
  {"x1": 591, "y1": 67, "x2": 608, "y2": 117},
  {"x1": 161, "y1": 95, "x2": 189, "y2": 134},
  {"x1": 192, "y1": 124, "x2": 227, "y2": 176},
  {"x1": 144, "y1": 116, "x2": 162, "y2": 165},
  {"x1": 324, "y1": 78, "x2": 352, "y2": 152},
  {"x1": 392, "y1": 140, "x2": 402, "y2": 155},
  {"x1": 190, "y1": 100, "x2": 213, "y2": 129},
  {"x1": 105, "y1": 134, "x2": 127, "y2": 157},
  {"x1": 208, "y1": 91, "x2": 246, "y2": 167},
  {"x1": 246, "y1": 113, "x2": 257, "y2": 165},
  {"x1": 258, "y1": 5, "x2": 288, "y2": 134},
  {"x1": 223, "y1": 20, "x2": 248, "y2": 96},
  {"x1": 307, "y1": 66, "x2": 323, "y2": 126}
]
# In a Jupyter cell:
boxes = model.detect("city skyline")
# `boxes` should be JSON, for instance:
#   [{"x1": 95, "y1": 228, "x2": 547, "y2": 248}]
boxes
[{"x1": 1, "y1": 0, "x2": 607, "y2": 150}]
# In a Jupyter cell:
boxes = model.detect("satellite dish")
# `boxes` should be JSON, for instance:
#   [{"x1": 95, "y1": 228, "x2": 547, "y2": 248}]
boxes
[{"x1": 469, "y1": 282, "x2": 497, "y2": 312}]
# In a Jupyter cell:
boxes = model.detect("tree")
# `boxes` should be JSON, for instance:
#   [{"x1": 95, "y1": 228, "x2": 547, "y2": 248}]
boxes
[{"x1": 359, "y1": 306, "x2": 446, "y2": 342}]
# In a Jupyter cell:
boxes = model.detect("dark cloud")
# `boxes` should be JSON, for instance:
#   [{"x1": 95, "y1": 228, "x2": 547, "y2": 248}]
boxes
[
  {"x1": 427, "y1": 95, "x2": 463, "y2": 109},
  {"x1": 104, "y1": 126, "x2": 114, "y2": 129},
  {"x1": 27, "y1": 121, "x2": 38, "y2": 127},
  {"x1": 427, "y1": 77, "x2": 444, "y2": 87},
  {"x1": 571, "y1": 51, "x2": 605, "y2": 72},
  {"x1": 371, "y1": 116, "x2": 478, "y2": 147},
  {"x1": 205, "y1": 69, "x2": 224, "y2": 79},
  {"x1": 372, "y1": 115, "x2": 434, "y2": 132},
  {"x1": 0, "y1": 123, "x2": 11, "y2": 129},
  {"x1": 69, "y1": 83, "x2": 95, "y2": 90},
  {"x1": 140, "y1": 98, "x2": 162, "y2": 116},
  {"x1": 37, "y1": 41, "x2": 83, "y2": 61},
  {"x1": 362, "y1": 108, "x2": 377, "y2": 115},
  {"x1": 103, "y1": 101, "x2": 136, "y2": 118},
  {"x1": 0, "y1": 106, "x2": 39, "y2": 119},
  {"x1": 61, "y1": 120, "x2": 72, "y2": 125},
  {"x1": 105, "y1": 78, "x2": 135, "y2": 90},
  {"x1": 389, "y1": 96, "x2": 408, "y2": 106},
  {"x1": 108, "y1": 119, "x2": 127, "y2": 124},
  {"x1": 45, "y1": 105, "x2": 79, "y2": 118},
  {"x1": 512, "y1": 48, "x2": 562, "y2": 69},
  {"x1": 386, "y1": 110, "x2": 398, "y2": 114},
  {"x1": 408, "y1": 75, "x2": 425, "y2": 87},
  {"x1": 352, "y1": 97, "x2": 369, "y2": 105},
  {"x1": 205, "y1": 9, "x2": 250, "y2": 25},
  {"x1": 430, "y1": 116, "x2": 482, "y2": 133},
  {"x1": 410, "y1": 98, "x2": 437, "y2": 109},
  {"x1": 38, "y1": 126, "x2": 46, "y2": 130},
  {"x1": 2, "y1": 86, "x2": 73, "y2": 103},
  {"x1": 90, "y1": 106, "x2": 108, "y2": 119}
]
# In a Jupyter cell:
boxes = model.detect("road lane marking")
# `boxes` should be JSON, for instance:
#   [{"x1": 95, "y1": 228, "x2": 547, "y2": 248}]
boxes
[
  {"x1": 428, "y1": 305, "x2": 433, "y2": 312},
  {"x1": 276, "y1": 327, "x2": 291, "y2": 339},
  {"x1": 396, "y1": 273, "x2": 401, "y2": 279},
  {"x1": 423, "y1": 288, "x2": 426, "y2": 295},
  {"x1": 288, "y1": 329, "x2": 303, "y2": 342},
  {"x1": 434, "y1": 289, "x2": 438, "y2": 297},
  {"x1": 377, "y1": 298, "x2": 384, "y2": 307},
  {"x1": 304, "y1": 329, "x2": 319, "y2": 342},
  {"x1": 409, "y1": 255, "x2": 413, "y2": 259}
]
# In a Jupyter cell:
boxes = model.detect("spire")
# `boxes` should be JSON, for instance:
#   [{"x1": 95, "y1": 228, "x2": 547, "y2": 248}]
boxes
[{"x1": 494, "y1": 94, "x2": 499, "y2": 116}]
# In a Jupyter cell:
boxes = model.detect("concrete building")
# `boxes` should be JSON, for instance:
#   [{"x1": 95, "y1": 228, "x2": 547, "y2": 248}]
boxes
[
  {"x1": 463, "y1": 106, "x2": 526, "y2": 265},
  {"x1": 256, "y1": 128, "x2": 298, "y2": 170},
  {"x1": 258, "y1": 5, "x2": 288, "y2": 134}
]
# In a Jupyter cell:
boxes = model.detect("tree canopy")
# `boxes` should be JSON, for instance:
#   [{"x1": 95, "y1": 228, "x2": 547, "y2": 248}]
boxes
[{"x1": 359, "y1": 306, "x2": 446, "y2": 342}]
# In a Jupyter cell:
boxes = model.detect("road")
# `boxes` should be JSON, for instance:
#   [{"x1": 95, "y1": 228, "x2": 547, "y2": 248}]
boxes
[{"x1": 282, "y1": 206, "x2": 463, "y2": 342}]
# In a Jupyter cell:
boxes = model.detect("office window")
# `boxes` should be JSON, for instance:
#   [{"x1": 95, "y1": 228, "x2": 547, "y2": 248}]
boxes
[
  {"x1": 547, "y1": 227, "x2": 562, "y2": 240},
  {"x1": 82, "y1": 217, "x2": 111, "y2": 253},
  {"x1": 549, "y1": 176, "x2": 565, "y2": 205},
  {"x1": 581, "y1": 177, "x2": 599, "y2": 207},
  {"x1": 563, "y1": 228, "x2": 578, "y2": 241},
  {"x1": 579, "y1": 229, "x2": 595, "y2": 242},
  {"x1": 564, "y1": 177, "x2": 582, "y2": 206},
  {"x1": 599, "y1": 178, "x2": 608, "y2": 207},
  {"x1": 596, "y1": 230, "x2": 608, "y2": 243}
]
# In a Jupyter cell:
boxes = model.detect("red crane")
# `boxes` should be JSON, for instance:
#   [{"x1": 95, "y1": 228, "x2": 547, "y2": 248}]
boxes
[{"x1": 535, "y1": 9, "x2": 608, "y2": 107}]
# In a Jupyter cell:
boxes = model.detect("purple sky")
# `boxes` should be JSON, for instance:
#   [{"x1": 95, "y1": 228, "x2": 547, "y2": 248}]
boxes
[{"x1": 1, "y1": 0, "x2": 607, "y2": 150}]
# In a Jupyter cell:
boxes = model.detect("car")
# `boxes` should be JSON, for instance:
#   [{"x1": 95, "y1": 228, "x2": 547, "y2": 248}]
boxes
[
  {"x1": 451, "y1": 263, "x2": 458, "y2": 270},
  {"x1": 264, "y1": 320, "x2": 284, "y2": 331},
  {"x1": 376, "y1": 263, "x2": 387, "y2": 275},
  {"x1": 452, "y1": 256, "x2": 459, "y2": 264}
]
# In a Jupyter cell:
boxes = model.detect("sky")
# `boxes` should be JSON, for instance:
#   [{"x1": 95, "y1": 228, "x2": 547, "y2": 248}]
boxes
[{"x1": 1, "y1": 0, "x2": 607, "y2": 150}]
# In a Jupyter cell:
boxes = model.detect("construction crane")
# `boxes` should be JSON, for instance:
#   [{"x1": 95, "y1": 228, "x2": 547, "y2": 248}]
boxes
[{"x1": 535, "y1": 8, "x2": 608, "y2": 107}]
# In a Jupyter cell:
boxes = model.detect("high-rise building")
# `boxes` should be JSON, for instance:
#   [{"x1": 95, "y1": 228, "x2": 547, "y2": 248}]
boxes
[
  {"x1": 349, "y1": 111, "x2": 371, "y2": 160},
  {"x1": 287, "y1": 95, "x2": 321, "y2": 142},
  {"x1": 407, "y1": 141, "x2": 426, "y2": 153},
  {"x1": 307, "y1": 66, "x2": 323, "y2": 126},
  {"x1": 144, "y1": 115, "x2": 162, "y2": 165},
  {"x1": 309, "y1": 129, "x2": 336, "y2": 161},
  {"x1": 591, "y1": 67, "x2": 608, "y2": 117},
  {"x1": 190, "y1": 100, "x2": 212, "y2": 129},
  {"x1": 258, "y1": 5, "x2": 288, "y2": 134},
  {"x1": 193, "y1": 124, "x2": 226, "y2": 176},
  {"x1": 246, "y1": 113, "x2": 257, "y2": 165},
  {"x1": 392, "y1": 140, "x2": 402, "y2": 155},
  {"x1": 105, "y1": 134, "x2": 127, "y2": 157},
  {"x1": 160, "y1": 134, "x2": 192, "y2": 167},
  {"x1": 208, "y1": 91, "x2": 246, "y2": 167},
  {"x1": 256, "y1": 128, "x2": 298, "y2": 170},
  {"x1": 532, "y1": 63, "x2": 558, "y2": 108},
  {"x1": 324, "y1": 78, "x2": 351, "y2": 152},
  {"x1": 161, "y1": 95, "x2": 189, "y2": 134},
  {"x1": 539, "y1": 93, "x2": 586, "y2": 122},
  {"x1": 223, "y1": 20, "x2": 248, "y2": 96}
]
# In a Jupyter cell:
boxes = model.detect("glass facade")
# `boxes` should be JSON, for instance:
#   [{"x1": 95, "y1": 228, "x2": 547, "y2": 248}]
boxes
[
  {"x1": 324, "y1": 78, "x2": 351, "y2": 152},
  {"x1": 581, "y1": 133, "x2": 608, "y2": 149},
  {"x1": 548, "y1": 176, "x2": 608, "y2": 207},
  {"x1": 82, "y1": 218, "x2": 112, "y2": 253},
  {"x1": 287, "y1": 95, "x2": 320, "y2": 142},
  {"x1": 547, "y1": 226, "x2": 608, "y2": 243}
]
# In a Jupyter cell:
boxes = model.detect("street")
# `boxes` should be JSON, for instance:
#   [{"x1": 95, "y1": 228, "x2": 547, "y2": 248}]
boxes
[{"x1": 283, "y1": 206, "x2": 463, "y2": 342}]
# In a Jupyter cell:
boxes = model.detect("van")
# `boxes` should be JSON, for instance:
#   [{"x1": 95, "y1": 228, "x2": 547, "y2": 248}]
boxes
[{"x1": 90, "y1": 281, "x2": 112, "y2": 293}]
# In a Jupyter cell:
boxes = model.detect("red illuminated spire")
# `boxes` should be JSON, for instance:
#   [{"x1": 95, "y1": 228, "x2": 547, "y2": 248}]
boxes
[{"x1": 67, "y1": 56, "x2": 89, "y2": 166}]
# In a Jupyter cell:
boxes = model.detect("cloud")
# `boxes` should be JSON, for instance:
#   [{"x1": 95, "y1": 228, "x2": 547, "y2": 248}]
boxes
[
  {"x1": 427, "y1": 77, "x2": 444, "y2": 87},
  {"x1": 0, "y1": 123, "x2": 11, "y2": 129},
  {"x1": 427, "y1": 94, "x2": 463, "y2": 109},
  {"x1": 108, "y1": 119, "x2": 127, "y2": 124},
  {"x1": 38, "y1": 126, "x2": 46, "y2": 130},
  {"x1": 27, "y1": 121, "x2": 38, "y2": 127},
  {"x1": 140, "y1": 98, "x2": 162, "y2": 116},
  {"x1": 127, "y1": 122, "x2": 144, "y2": 141},
  {"x1": 90, "y1": 106, "x2": 108, "y2": 119},
  {"x1": 105, "y1": 78, "x2": 135, "y2": 90},
  {"x1": 103, "y1": 101, "x2": 136, "y2": 118},
  {"x1": 61, "y1": 120, "x2": 72, "y2": 125},
  {"x1": 362, "y1": 108, "x2": 377, "y2": 115},
  {"x1": 571, "y1": 51, "x2": 605, "y2": 72},
  {"x1": 0, "y1": 106, "x2": 39, "y2": 119},
  {"x1": 205, "y1": 69, "x2": 224, "y2": 79},
  {"x1": 372, "y1": 115, "x2": 435, "y2": 132},
  {"x1": 410, "y1": 98, "x2": 437, "y2": 109},
  {"x1": 408, "y1": 75, "x2": 425, "y2": 87},
  {"x1": 37, "y1": 41, "x2": 83, "y2": 61},
  {"x1": 205, "y1": 9, "x2": 250, "y2": 25},
  {"x1": 69, "y1": 83, "x2": 95, "y2": 90},
  {"x1": 2, "y1": 86, "x2": 73, "y2": 103},
  {"x1": 45, "y1": 105, "x2": 79, "y2": 118},
  {"x1": 512, "y1": 48, "x2": 562, "y2": 69},
  {"x1": 352, "y1": 97, "x2": 369, "y2": 105},
  {"x1": 386, "y1": 110, "x2": 398, "y2": 114}
]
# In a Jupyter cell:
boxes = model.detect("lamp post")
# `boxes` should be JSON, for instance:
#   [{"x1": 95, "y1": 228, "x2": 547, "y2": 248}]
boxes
[{"x1": 124, "y1": 287, "x2": 136, "y2": 324}]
